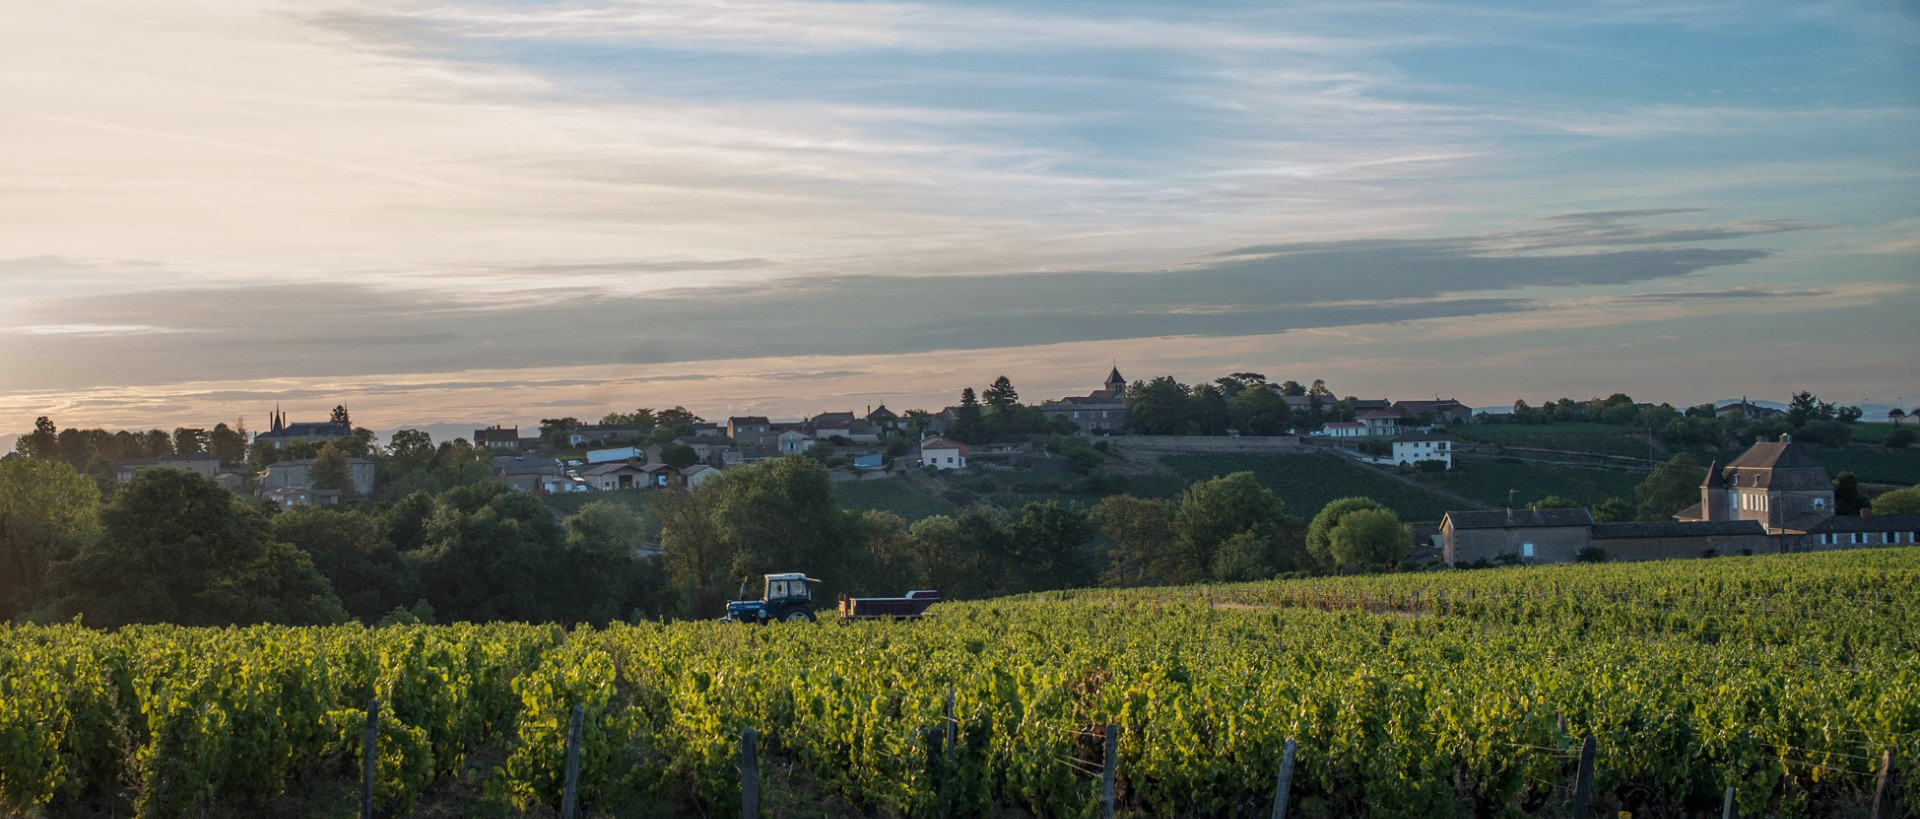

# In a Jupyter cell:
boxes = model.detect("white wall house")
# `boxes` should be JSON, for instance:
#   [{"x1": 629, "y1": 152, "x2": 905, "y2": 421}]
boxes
[
  {"x1": 1392, "y1": 433, "x2": 1452, "y2": 470},
  {"x1": 919, "y1": 437, "x2": 968, "y2": 470}
]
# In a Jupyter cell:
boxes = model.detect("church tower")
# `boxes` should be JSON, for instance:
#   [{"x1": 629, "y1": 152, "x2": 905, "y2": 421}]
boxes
[{"x1": 1104, "y1": 364, "x2": 1125, "y2": 395}]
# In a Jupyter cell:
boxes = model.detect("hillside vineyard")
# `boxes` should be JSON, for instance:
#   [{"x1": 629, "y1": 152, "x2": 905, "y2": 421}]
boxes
[{"x1": 2, "y1": 549, "x2": 1916, "y2": 816}]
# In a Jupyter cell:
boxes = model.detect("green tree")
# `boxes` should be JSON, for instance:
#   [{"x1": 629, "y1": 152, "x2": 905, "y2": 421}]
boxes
[
  {"x1": 601, "y1": 408, "x2": 657, "y2": 428},
  {"x1": 414, "y1": 489, "x2": 568, "y2": 622},
  {"x1": 1092, "y1": 495, "x2": 1175, "y2": 587},
  {"x1": 0, "y1": 458, "x2": 102, "y2": 620},
  {"x1": 51, "y1": 469, "x2": 346, "y2": 626},
  {"x1": 540, "y1": 417, "x2": 582, "y2": 446},
  {"x1": 1833, "y1": 472, "x2": 1870, "y2": 515},
  {"x1": 654, "y1": 406, "x2": 703, "y2": 435},
  {"x1": 172, "y1": 427, "x2": 208, "y2": 455},
  {"x1": 1006, "y1": 501, "x2": 1093, "y2": 591},
  {"x1": 17, "y1": 417, "x2": 59, "y2": 460},
  {"x1": 1187, "y1": 383, "x2": 1230, "y2": 435},
  {"x1": 1171, "y1": 472, "x2": 1292, "y2": 582},
  {"x1": 1531, "y1": 495, "x2": 1582, "y2": 509},
  {"x1": 1886, "y1": 427, "x2": 1915, "y2": 449},
  {"x1": 952, "y1": 388, "x2": 986, "y2": 444},
  {"x1": 1889, "y1": 408, "x2": 1908, "y2": 426},
  {"x1": 1326, "y1": 507, "x2": 1407, "y2": 569},
  {"x1": 271, "y1": 505, "x2": 419, "y2": 623},
  {"x1": 308, "y1": 443, "x2": 359, "y2": 499},
  {"x1": 1125, "y1": 376, "x2": 1189, "y2": 435},
  {"x1": 714, "y1": 457, "x2": 863, "y2": 600},
  {"x1": 1229, "y1": 385, "x2": 1291, "y2": 435},
  {"x1": 1786, "y1": 391, "x2": 1832, "y2": 427},
  {"x1": 1591, "y1": 497, "x2": 1635, "y2": 523},
  {"x1": 560, "y1": 500, "x2": 660, "y2": 623},
  {"x1": 83, "y1": 454, "x2": 119, "y2": 499},
  {"x1": 387, "y1": 428, "x2": 436, "y2": 473},
  {"x1": 330, "y1": 405, "x2": 351, "y2": 427},
  {"x1": 1306, "y1": 497, "x2": 1390, "y2": 572},
  {"x1": 983, "y1": 375, "x2": 1019, "y2": 414},
  {"x1": 659, "y1": 442, "x2": 701, "y2": 469},
  {"x1": 903, "y1": 513, "x2": 995, "y2": 600},
  {"x1": 1870, "y1": 485, "x2": 1920, "y2": 515},
  {"x1": 208, "y1": 422, "x2": 247, "y2": 465},
  {"x1": 1635, "y1": 452, "x2": 1706, "y2": 521},
  {"x1": 658, "y1": 480, "x2": 733, "y2": 618}
]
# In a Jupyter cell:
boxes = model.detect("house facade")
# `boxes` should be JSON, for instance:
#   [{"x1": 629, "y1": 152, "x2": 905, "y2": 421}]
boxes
[
  {"x1": 262, "y1": 457, "x2": 376, "y2": 495},
  {"x1": 1441, "y1": 508, "x2": 1595, "y2": 565},
  {"x1": 1315, "y1": 422, "x2": 1368, "y2": 438},
  {"x1": 919, "y1": 437, "x2": 968, "y2": 469},
  {"x1": 254, "y1": 408, "x2": 351, "y2": 449},
  {"x1": 1038, "y1": 367, "x2": 1129, "y2": 433},
  {"x1": 473, "y1": 425, "x2": 521, "y2": 450},
  {"x1": 1675, "y1": 436, "x2": 1836, "y2": 534},
  {"x1": 1390, "y1": 432, "x2": 1452, "y2": 470},
  {"x1": 116, "y1": 453, "x2": 222, "y2": 484}
]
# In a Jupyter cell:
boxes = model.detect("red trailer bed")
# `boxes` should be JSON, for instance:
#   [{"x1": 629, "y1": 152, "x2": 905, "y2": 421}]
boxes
[{"x1": 838, "y1": 589, "x2": 939, "y2": 621}]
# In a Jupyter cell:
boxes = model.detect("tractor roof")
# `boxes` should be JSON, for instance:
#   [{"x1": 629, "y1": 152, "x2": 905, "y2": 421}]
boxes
[{"x1": 765, "y1": 572, "x2": 819, "y2": 582}]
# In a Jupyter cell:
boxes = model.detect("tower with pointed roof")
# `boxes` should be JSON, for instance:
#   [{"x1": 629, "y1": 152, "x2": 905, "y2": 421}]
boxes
[{"x1": 1104, "y1": 364, "x2": 1125, "y2": 396}]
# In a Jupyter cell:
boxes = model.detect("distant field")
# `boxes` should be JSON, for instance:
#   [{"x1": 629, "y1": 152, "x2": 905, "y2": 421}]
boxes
[
  {"x1": 1449, "y1": 422, "x2": 1656, "y2": 459},
  {"x1": 1415, "y1": 459, "x2": 1644, "y2": 508},
  {"x1": 1812, "y1": 446, "x2": 1920, "y2": 485},
  {"x1": 833, "y1": 478, "x2": 959, "y2": 522},
  {"x1": 1160, "y1": 452, "x2": 1457, "y2": 521}
]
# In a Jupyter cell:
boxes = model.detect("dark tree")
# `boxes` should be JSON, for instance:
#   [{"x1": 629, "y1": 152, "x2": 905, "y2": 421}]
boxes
[
  {"x1": 271, "y1": 505, "x2": 420, "y2": 623},
  {"x1": 330, "y1": 405, "x2": 351, "y2": 427},
  {"x1": 1635, "y1": 453, "x2": 1706, "y2": 521},
  {"x1": 1125, "y1": 376, "x2": 1189, "y2": 435},
  {"x1": 952, "y1": 388, "x2": 986, "y2": 444},
  {"x1": 52, "y1": 469, "x2": 347, "y2": 626},
  {"x1": 983, "y1": 375, "x2": 1019, "y2": 412},
  {"x1": 17, "y1": 417, "x2": 59, "y2": 460},
  {"x1": 659, "y1": 442, "x2": 701, "y2": 469}
]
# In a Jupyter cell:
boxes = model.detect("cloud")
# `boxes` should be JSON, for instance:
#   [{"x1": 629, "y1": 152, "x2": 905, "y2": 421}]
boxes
[{"x1": 0, "y1": 214, "x2": 1794, "y2": 394}]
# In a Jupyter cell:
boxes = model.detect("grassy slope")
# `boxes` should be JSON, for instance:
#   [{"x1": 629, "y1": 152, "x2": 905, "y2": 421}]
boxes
[
  {"x1": 833, "y1": 478, "x2": 959, "y2": 522},
  {"x1": 1412, "y1": 459, "x2": 1645, "y2": 508},
  {"x1": 1160, "y1": 451, "x2": 1458, "y2": 521}
]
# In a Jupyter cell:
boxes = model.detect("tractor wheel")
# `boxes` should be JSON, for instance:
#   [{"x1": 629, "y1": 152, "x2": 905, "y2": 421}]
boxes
[{"x1": 785, "y1": 610, "x2": 817, "y2": 623}]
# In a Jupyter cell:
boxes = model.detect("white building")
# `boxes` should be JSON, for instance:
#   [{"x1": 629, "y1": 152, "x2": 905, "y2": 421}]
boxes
[
  {"x1": 1391, "y1": 432, "x2": 1452, "y2": 470},
  {"x1": 919, "y1": 437, "x2": 968, "y2": 470}
]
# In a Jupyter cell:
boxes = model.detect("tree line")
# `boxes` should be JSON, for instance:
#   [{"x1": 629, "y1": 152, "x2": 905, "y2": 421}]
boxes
[{"x1": 1, "y1": 447, "x2": 1425, "y2": 628}]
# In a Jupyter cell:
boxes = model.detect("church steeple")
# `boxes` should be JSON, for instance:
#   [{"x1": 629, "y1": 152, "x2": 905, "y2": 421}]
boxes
[{"x1": 1105, "y1": 363, "x2": 1125, "y2": 392}]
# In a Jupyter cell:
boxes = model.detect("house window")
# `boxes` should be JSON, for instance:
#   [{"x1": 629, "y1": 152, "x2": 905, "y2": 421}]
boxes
[{"x1": 1522, "y1": 542, "x2": 1535, "y2": 558}]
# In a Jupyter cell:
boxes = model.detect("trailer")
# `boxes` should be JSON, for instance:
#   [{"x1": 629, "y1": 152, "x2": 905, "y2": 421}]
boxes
[{"x1": 837, "y1": 589, "x2": 940, "y2": 621}]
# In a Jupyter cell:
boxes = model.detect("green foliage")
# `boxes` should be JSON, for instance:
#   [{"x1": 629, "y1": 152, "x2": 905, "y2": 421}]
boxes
[
  {"x1": 1871, "y1": 485, "x2": 1920, "y2": 515},
  {"x1": 1635, "y1": 452, "x2": 1706, "y2": 521},
  {"x1": 1326, "y1": 507, "x2": 1405, "y2": 568},
  {"x1": 1451, "y1": 422, "x2": 1656, "y2": 459},
  {"x1": 1591, "y1": 497, "x2": 1635, "y2": 523},
  {"x1": 51, "y1": 469, "x2": 346, "y2": 627},
  {"x1": 308, "y1": 442, "x2": 358, "y2": 498},
  {"x1": 1171, "y1": 472, "x2": 1298, "y2": 581},
  {"x1": 0, "y1": 458, "x2": 101, "y2": 620},
  {"x1": 659, "y1": 442, "x2": 701, "y2": 469},
  {"x1": 1124, "y1": 376, "x2": 1189, "y2": 435},
  {"x1": 5, "y1": 550, "x2": 1920, "y2": 816},
  {"x1": 272, "y1": 505, "x2": 420, "y2": 623},
  {"x1": 1888, "y1": 427, "x2": 1917, "y2": 449},
  {"x1": 1306, "y1": 497, "x2": 1388, "y2": 572}
]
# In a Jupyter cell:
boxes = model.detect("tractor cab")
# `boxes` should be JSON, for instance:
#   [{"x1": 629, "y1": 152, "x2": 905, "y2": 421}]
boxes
[{"x1": 723, "y1": 572, "x2": 820, "y2": 623}]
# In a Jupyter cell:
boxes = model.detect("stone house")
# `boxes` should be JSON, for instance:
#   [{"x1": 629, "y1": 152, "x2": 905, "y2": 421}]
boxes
[
  {"x1": 262, "y1": 457, "x2": 375, "y2": 495},
  {"x1": 1038, "y1": 367, "x2": 1129, "y2": 433},
  {"x1": 1440, "y1": 508, "x2": 1595, "y2": 565},
  {"x1": 116, "y1": 453, "x2": 221, "y2": 484}
]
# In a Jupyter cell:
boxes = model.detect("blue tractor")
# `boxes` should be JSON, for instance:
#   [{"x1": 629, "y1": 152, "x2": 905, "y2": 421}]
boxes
[{"x1": 722, "y1": 572, "x2": 820, "y2": 624}]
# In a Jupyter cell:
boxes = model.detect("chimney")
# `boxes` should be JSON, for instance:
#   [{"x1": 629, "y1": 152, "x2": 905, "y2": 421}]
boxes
[
  {"x1": 1780, "y1": 433, "x2": 1792, "y2": 444},
  {"x1": 1860, "y1": 508, "x2": 1870, "y2": 519}
]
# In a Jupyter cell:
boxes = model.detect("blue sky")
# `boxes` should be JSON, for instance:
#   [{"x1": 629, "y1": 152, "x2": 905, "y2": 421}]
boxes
[{"x1": 0, "y1": 0, "x2": 1915, "y2": 435}]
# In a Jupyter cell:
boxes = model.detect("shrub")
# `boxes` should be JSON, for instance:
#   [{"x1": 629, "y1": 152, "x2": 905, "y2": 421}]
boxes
[{"x1": 1574, "y1": 547, "x2": 1609, "y2": 563}]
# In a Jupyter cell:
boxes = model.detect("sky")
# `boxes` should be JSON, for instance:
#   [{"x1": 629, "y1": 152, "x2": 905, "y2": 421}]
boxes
[{"x1": 2, "y1": 0, "x2": 1917, "y2": 441}]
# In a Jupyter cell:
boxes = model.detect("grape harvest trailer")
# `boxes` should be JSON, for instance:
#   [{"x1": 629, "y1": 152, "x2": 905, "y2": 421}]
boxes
[{"x1": 838, "y1": 588, "x2": 940, "y2": 621}]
